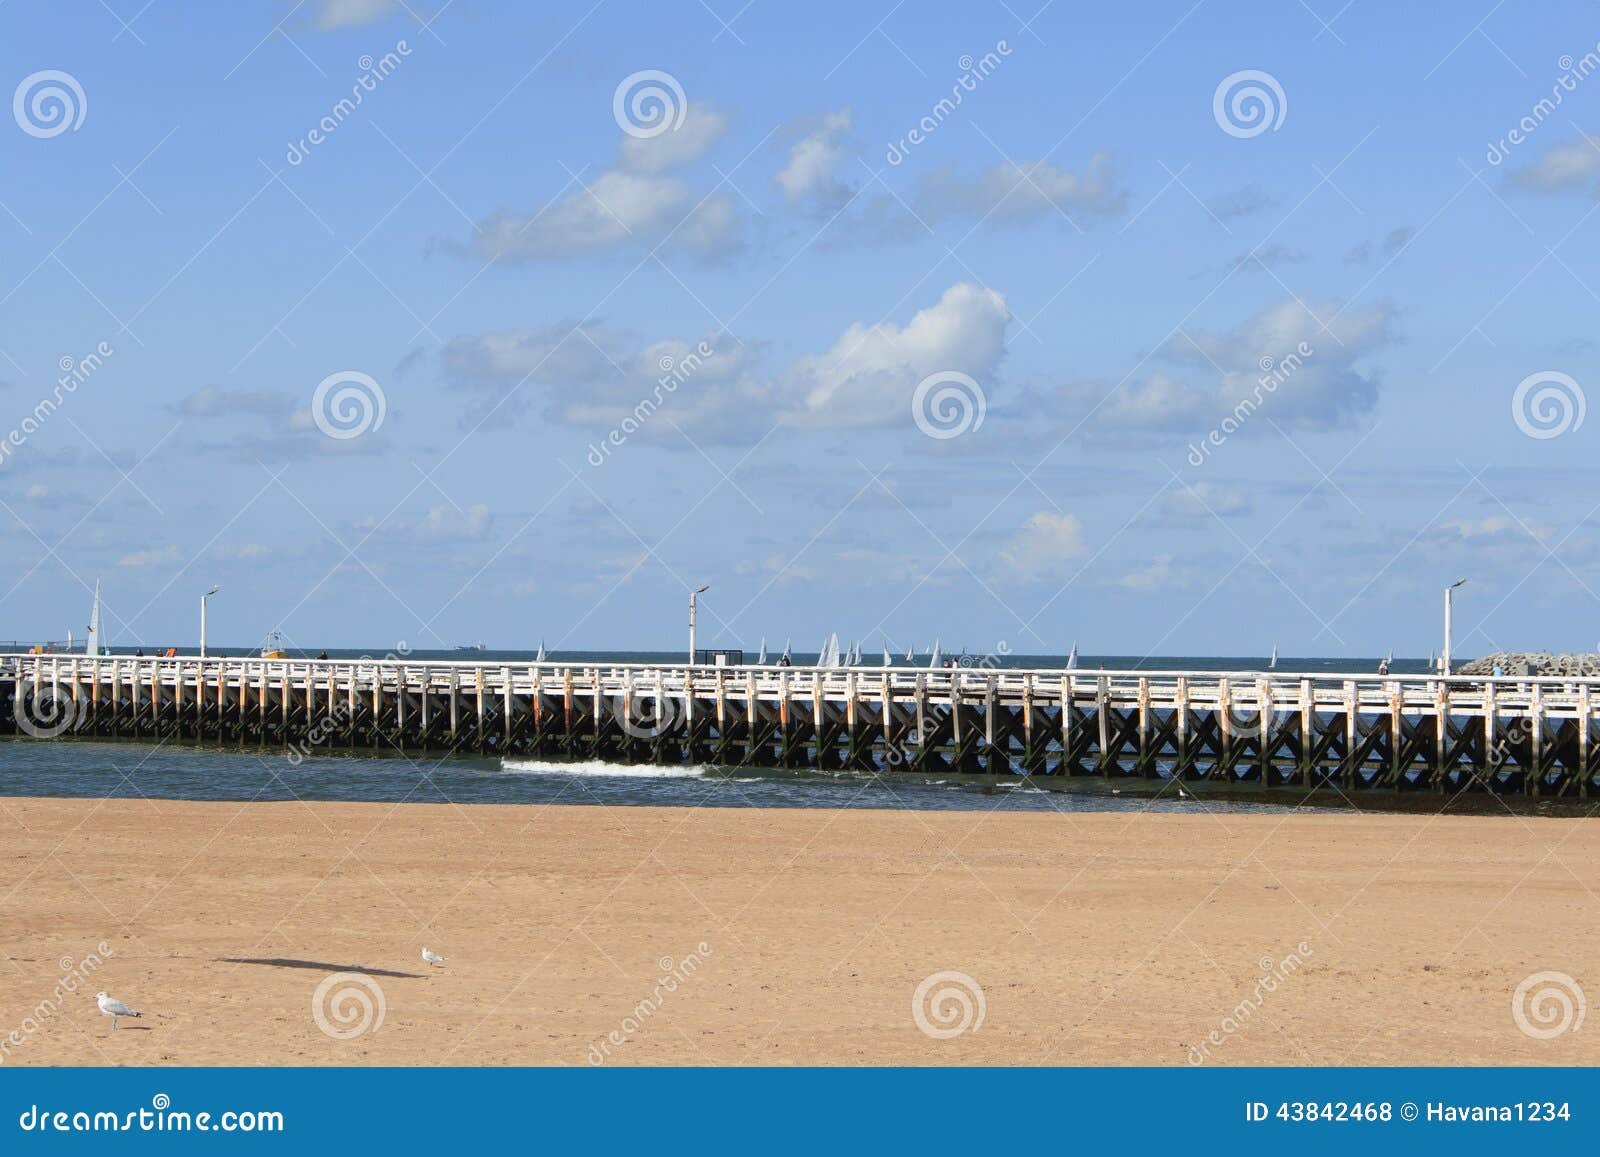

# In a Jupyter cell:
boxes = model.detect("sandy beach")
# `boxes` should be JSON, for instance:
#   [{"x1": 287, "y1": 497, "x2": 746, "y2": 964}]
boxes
[{"x1": 0, "y1": 794, "x2": 1595, "y2": 1066}]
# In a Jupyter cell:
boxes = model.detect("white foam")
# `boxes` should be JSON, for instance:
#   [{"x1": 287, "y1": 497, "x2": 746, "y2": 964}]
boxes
[{"x1": 498, "y1": 758, "x2": 706, "y2": 779}]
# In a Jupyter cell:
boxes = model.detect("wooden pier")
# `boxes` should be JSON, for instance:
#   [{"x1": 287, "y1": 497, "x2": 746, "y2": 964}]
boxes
[{"x1": 3, "y1": 654, "x2": 1598, "y2": 798}]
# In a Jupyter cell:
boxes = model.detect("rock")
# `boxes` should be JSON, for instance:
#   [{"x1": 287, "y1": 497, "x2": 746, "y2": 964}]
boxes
[{"x1": 1454, "y1": 652, "x2": 1600, "y2": 677}]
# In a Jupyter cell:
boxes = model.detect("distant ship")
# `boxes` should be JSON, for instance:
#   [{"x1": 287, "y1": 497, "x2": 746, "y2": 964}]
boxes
[{"x1": 455, "y1": 642, "x2": 486, "y2": 652}]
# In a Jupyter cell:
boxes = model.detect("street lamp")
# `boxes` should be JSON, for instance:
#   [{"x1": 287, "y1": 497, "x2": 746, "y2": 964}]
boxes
[
  {"x1": 1442, "y1": 579, "x2": 1466, "y2": 677},
  {"x1": 688, "y1": 584, "x2": 709, "y2": 664},
  {"x1": 200, "y1": 586, "x2": 220, "y2": 658}
]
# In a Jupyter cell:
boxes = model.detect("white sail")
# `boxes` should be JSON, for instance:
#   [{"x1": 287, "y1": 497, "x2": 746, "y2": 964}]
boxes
[
  {"x1": 781, "y1": 637, "x2": 791, "y2": 663},
  {"x1": 1268, "y1": 643, "x2": 1277, "y2": 669},
  {"x1": 84, "y1": 580, "x2": 101, "y2": 657},
  {"x1": 757, "y1": 637, "x2": 767, "y2": 664},
  {"x1": 67, "y1": 629, "x2": 73, "y2": 653},
  {"x1": 535, "y1": 639, "x2": 547, "y2": 663},
  {"x1": 1065, "y1": 641, "x2": 1078, "y2": 670},
  {"x1": 928, "y1": 638, "x2": 942, "y2": 669},
  {"x1": 882, "y1": 646, "x2": 892, "y2": 667},
  {"x1": 847, "y1": 640, "x2": 860, "y2": 665},
  {"x1": 905, "y1": 645, "x2": 914, "y2": 662},
  {"x1": 818, "y1": 633, "x2": 840, "y2": 668}
]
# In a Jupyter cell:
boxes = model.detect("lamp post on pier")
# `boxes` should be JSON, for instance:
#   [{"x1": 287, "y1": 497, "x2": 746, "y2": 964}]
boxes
[
  {"x1": 1442, "y1": 578, "x2": 1466, "y2": 677},
  {"x1": 688, "y1": 584, "x2": 709, "y2": 664},
  {"x1": 200, "y1": 586, "x2": 220, "y2": 658}
]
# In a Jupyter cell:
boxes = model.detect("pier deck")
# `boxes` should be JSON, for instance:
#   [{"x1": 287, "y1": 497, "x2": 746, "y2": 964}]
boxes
[{"x1": 3, "y1": 654, "x2": 1598, "y2": 798}]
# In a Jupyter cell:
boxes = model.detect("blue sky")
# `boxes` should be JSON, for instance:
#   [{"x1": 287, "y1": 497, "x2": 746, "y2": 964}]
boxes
[{"x1": 1, "y1": 0, "x2": 1598, "y2": 658}]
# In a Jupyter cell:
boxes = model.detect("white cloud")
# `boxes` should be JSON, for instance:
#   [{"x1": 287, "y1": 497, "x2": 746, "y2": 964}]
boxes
[
  {"x1": 1442, "y1": 515, "x2": 1550, "y2": 542},
  {"x1": 1172, "y1": 298, "x2": 1393, "y2": 430},
  {"x1": 445, "y1": 281, "x2": 1009, "y2": 442},
  {"x1": 618, "y1": 102, "x2": 727, "y2": 174},
  {"x1": 475, "y1": 170, "x2": 736, "y2": 261},
  {"x1": 1167, "y1": 483, "x2": 1250, "y2": 518},
  {"x1": 1000, "y1": 511, "x2": 1087, "y2": 577},
  {"x1": 1511, "y1": 134, "x2": 1600, "y2": 191},
  {"x1": 180, "y1": 385, "x2": 293, "y2": 417},
  {"x1": 774, "y1": 109, "x2": 854, "y2": 211},
  {"x1": 920, "y1": 152, "x2": 1126, "y2": 222},
  {"x1": 314, "y1": 0, "x2": 395, "y2": 29},
  {"x1": 443, "y1": 323, "x2": 762, "y2": 442},
  {"x1": 1095, "y1": 372, "x2": 1214, "y2": 433},
  {"x1": 783, "y1": 282, "x2": 1010, "y2": 428},
  {"x1": 357, "y1": 503, "x2": 493, "y2": 544},
  {"x1": 1120, "y1": 553, "x2": 1173, "y2": 589},
  {"x1": 472, "y1": 104, "x2": 738, "y2": 261},
  {"x1": 1040, "y1": 298, "x2": 1394, "y2": 444},
  {"x1": 419, "y1": 503, "x2": 491, "y2": 540},
  {"x1": 214, "y1": 542, "x2": 272, "y2": 560},
  {"x1": 118, "y1": 545, "x2": 180, "y2": 568}
]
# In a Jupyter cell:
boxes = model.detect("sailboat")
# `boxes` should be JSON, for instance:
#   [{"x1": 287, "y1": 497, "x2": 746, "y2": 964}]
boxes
[
  {"x1": 67, "y1": 629, "x2": 73, "y2": 654},
  {"x1": 84, "y1": 581, "x2": 101, "y2": 657},
  {"x1": 535, "y1": 640, "x2": 547, "y2": 662},
  {"x1": 881, "y1": 646, "x2": 892, "y2": 667},
  {"x1": 904, "y1": 644, "x2": 914, "y2": 662},
  {"x1": 1268, "y1": 643, "x2": 1277, "y2": 670},
  {"x1": 818, "y1": 633, "x2": 841, "y2": 668},
  {"x1": 1065, "y1": 641, "x2": 1078, "y2": 670},
  {"x1": 847, "y1": 640, "x2": 861, "y2": 666},
  {"x1": 927, "y1": 639, "x2": 942, "y2": 669},
  {"x1": 757, "y1": 637, "x2": 767, "y2": 665},
  {"x1": 781, "y1": 638, "x2": 791, "y2": 664}
]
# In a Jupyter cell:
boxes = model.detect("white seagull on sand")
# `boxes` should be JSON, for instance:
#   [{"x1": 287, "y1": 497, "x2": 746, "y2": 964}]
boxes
[
  {"x1": 96, "y1": 991, "x2": 141, "y2": 1029},
  {"x1": 421, "y1": 948, "x2": 445, "y2": 967}
]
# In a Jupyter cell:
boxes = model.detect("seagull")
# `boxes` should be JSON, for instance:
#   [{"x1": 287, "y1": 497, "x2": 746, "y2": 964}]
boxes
[
  {"x1": 421, "y1": 948, "x2": 445, "y2": 967},
  {"x1": 96, "y1": 991, "x2": 141, "y2": 1029},
  {"x1": 1177, "y1": 786, "x2": 1189, "y2": 800}
]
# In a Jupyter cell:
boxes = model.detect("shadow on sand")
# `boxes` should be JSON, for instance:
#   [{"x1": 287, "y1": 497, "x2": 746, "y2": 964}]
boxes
[{"x1": 217, "y1": 957, "x2": 427, "y2": 979}]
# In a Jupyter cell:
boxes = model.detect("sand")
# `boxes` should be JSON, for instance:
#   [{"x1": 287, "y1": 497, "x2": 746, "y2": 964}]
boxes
[{"x1": 0, "y1": 794, "x2": 1595, "y2": 1066}]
